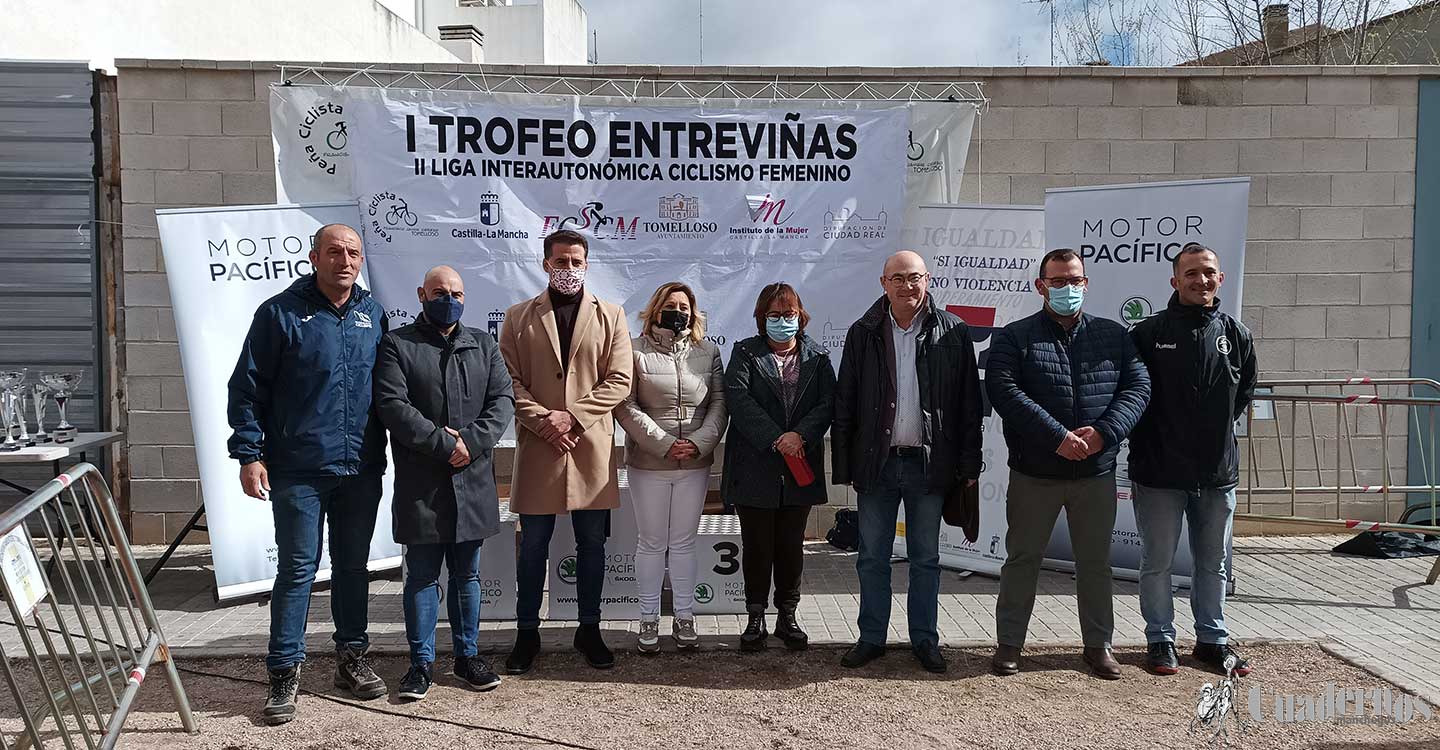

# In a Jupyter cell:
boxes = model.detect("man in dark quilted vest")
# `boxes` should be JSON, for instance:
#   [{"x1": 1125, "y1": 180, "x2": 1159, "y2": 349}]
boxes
[{"x1": 986, "y1": 248, "x2": 1151, "y2": 680}]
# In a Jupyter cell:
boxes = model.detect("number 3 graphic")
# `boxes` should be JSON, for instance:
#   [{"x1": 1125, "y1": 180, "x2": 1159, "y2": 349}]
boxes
[{"x1": 713, "y1": 541, "x2": 740, "y2": 575}]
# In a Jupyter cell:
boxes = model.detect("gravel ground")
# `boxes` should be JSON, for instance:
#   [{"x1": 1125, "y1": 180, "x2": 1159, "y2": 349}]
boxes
[{"x1": 6, "y1": 644, "x2": 1438, "y2": 749}]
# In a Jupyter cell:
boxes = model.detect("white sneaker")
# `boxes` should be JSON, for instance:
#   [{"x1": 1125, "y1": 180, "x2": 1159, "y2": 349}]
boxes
[
  {"x1": 637, "y1": 619, "x2": 661, "y2": 654},
  {"x1": 672, "y1": 617, "x2": 699, "y2": 650}
]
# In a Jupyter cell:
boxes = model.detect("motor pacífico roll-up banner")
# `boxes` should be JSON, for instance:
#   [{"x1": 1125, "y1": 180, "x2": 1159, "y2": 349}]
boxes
[
  {"x1": 155, "y1": 203, "x2": 403, "y2": 601},
  {"x1": 1044, "y1": 177, "x2": 1250, "y2": 586}
]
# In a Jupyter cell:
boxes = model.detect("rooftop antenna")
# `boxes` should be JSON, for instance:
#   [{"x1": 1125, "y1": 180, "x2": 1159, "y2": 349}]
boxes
[
  {"x1": 1024, "y1": 0, "x2": 1056, "y2": 65},
  {"x1": 698, "y1": 0, "x2": 704, "y2": 64}
]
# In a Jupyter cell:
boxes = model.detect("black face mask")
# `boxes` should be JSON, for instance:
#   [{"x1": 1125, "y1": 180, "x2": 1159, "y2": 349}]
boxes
[{"x1": 658, "y1": 309, "x2": 691, "y2": 333}]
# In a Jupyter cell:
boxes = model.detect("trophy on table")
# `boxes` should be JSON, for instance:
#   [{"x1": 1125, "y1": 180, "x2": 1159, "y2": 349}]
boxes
[
  {"x1": 31, "y1": 383, "x2": 50, "y2": 443},
  {"x1": 40, "y1": 372, "x2": 81, "y2": 444},
  {"x1": 0, "y1": 371, "x2": 23, "y2": 453}
]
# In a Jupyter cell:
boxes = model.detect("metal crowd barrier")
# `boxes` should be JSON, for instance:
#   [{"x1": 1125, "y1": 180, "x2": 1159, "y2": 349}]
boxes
[
  {"x1": 0, "y1": 463, "x2": 196, "y2": 749},
  {"x1": 1240, "y1": 377, "x2": 1440, "y2": 583}
]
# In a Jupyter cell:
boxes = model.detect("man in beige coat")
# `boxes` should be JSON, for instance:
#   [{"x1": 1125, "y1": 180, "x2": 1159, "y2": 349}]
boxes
[{"x1": 498, "y1": 229, "x2": 633, "y2": 673}]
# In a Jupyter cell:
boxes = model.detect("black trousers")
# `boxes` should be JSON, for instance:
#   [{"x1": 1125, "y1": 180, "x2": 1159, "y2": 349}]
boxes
[{"x1": 736, "y1": 506, "x2": 811, "y2": 612}]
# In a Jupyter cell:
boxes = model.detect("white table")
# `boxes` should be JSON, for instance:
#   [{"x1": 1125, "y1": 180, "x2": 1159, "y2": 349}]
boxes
[{"x1": 0, "y1": 432, "x2": 122, "y2": 495}]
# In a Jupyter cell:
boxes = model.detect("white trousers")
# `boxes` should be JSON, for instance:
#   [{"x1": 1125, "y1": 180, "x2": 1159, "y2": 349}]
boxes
[{"x1": 627, "y1": 467, "x2": 709, "y2": 619}]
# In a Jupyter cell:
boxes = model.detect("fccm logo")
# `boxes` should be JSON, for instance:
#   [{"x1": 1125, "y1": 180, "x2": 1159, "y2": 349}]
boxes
[
  {"x1": 824, "y1": 206, "x2": 889, "y2": 240},
  {"x1": 295, "y1": 101, "x2": 347, "y2": 176},
  {"x1": 453, "y1": 193, "x2": 530, "y2": 241},
  {"x1": 541, "y1": 201, "x2": 639, "y2": 240},
  {"x1": 647, "y1": 193, "x2": 717, "y2": 238},
  {"x1": 1121, "y1": 296, "x2": 1153, "y2": 328},
  {"x1": 366, "y1": 191, "x2": 439, "y2": 244}
]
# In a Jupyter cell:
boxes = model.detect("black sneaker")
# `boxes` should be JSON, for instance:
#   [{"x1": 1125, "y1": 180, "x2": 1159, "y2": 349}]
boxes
[
  {"x1": 1147, "y1": 642, "x2": 1180, "y2": 675},
  {"x1": 506, "y1": 629, "x2": 541, "y2": 675},
  {"x1": 454, "y1": 655, "x2": 502, "y2": 691},
  {"x1": 397, "y1": 664, "x2": 432, "y2": 701},
  {"x1": 772, "y1": 609, "x2": 808, "y2": 651},
  {"x1": 1193, "y1": 643, "x2": 1252, "y2": 677},
  {"x1": 334, "y1": 645, "x2": 387, "y2": 700},
  {"x1": 574, "y1": 624, "x2": 615, "y2": 669},
  {"x1": 264, "y1": 665, "x2": 301, "y2": 725}
]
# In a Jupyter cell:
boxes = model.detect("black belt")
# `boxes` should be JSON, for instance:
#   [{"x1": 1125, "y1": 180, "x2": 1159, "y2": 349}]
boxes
[{"x1": 889, "y1": 446, "x2": 924, "y2": 457}]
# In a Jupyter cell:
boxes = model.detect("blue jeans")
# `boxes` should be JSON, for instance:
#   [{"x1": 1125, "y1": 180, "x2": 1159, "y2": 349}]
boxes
[
  {"x1": 855, "y1": 453, "x2": 944, "y2": 649},
  {"x1": 516, "y1": 510, "x2": 609, "y2": 629},
  {"x1": 1132, "y1": 483, "x2": 1236, "y2": 645},
  {"x1": 267, "y1": 472, "x2": 382, "y2": 671},
  {"x1": 403, "y1": 541, "x2": 483, "y2": 667}
]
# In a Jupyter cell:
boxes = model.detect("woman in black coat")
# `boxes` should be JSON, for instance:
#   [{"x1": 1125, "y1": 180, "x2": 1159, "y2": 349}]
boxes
[
  {"x1": 721, "y1": 282, "x2": 835, "y2": 653},
  {"x1": 372, "y1": 267, "x2": 514, "y2": 699}
]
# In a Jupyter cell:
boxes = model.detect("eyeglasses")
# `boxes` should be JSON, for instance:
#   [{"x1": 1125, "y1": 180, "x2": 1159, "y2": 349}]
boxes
[
  {"x1": 1041, "y1": 276, "x2": 1088, "y2": 289},
  {"x1": 885, "y1": 273, "x2": 929, "y2": 288},
  {"x1": 765, "y1": 312, "x2": 800, "y2": 322}
]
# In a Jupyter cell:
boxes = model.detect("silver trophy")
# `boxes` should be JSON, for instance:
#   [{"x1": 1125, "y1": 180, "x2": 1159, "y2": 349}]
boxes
[
  {"x1": 40, "y1": 372, "x2": 81, "y2": 444},
  {"x1": 31, "y1": 383, "x2": 50, "y2": 443},
  {"x1": 0, "y1": 371, "x2": 22, "y2": 453}
]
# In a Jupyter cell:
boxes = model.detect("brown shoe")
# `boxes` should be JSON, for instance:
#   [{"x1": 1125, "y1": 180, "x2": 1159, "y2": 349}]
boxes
[
  {"x1": 991, "y1": 644, "x2": 1021, "y2": 676},
  {"x1": 1083, "y1": 647, "x2": 1122, "y2": 680}
]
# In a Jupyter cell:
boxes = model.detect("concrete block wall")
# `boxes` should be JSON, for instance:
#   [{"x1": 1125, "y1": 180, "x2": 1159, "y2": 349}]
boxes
[{"x1": 112, "y1": 61, "x2": 1427, "y2": 541}]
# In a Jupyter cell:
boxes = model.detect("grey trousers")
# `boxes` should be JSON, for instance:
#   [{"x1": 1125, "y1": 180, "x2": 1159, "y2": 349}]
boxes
[{"x1": 995, "y1": 469, "x2": 1117, "y2": 649}]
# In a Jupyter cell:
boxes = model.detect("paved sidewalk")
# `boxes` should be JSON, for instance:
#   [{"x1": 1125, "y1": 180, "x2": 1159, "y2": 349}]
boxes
[{"x1": 18, "y1": 535, "x2": 1440, "y2": 707}]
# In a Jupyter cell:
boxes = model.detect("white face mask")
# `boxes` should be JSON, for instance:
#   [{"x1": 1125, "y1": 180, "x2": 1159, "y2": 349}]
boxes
[{"x1": 549, "y1": 267, "x2": 585, "y2": 295}]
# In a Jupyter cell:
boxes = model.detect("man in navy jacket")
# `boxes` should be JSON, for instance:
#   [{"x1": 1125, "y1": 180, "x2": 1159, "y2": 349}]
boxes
[
  {"x1": 986, "y1": 248, "x2": 1150, "y2": 680},
  {"x1": 227, "y1": 223, "x2": 389, "y2": 724}
]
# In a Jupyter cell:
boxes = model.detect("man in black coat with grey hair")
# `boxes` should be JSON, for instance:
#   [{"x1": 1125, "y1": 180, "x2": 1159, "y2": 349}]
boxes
[{"x1": 373, "y1": 265, "x2": 515, "y2": 702}]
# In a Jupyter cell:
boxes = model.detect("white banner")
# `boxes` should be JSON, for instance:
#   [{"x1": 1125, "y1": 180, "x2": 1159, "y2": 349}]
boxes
[
  {"x1": 904, "y1": 103, "x2": 977, "y2": 220},
  {"x1": 329, "y1": 87, "x2": 907, "y2": 355},
  {"x1": 270, "y1": 86, "x2": 354, "y2": 203},
  {"x1": 894, "y1": 204, "x2": 1046, "y2": 575},
  {"x1": 155, "y1": 203, "x2": 403, "y2": 601},
  {"x1": 1044, "y1": 177, "x2": 1250, "y2": 584}
]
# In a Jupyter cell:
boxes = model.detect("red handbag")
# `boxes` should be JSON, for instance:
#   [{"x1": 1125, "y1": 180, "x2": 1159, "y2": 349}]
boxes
[{"x1": 784, "y1": 450, "x2": 816, "y2": 487}]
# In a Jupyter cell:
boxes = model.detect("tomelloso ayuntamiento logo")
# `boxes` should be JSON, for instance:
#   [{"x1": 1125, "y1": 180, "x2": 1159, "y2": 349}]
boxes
[
  {"x1": 648, "y1": 193, "x2": 717, "y2": 239},
  {"x1": 296, "y1": 101, "x2": 348, "y2": 176}
]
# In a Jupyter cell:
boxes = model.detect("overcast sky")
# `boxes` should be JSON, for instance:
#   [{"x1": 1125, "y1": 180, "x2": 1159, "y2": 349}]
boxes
[{"x1": 581, "y1": 0, "x2": 1056, "y2": 67}]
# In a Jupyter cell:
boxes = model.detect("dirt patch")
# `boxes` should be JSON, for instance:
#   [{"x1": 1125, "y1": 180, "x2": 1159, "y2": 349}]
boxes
[{"x1": 7, "y1": 644, "x2": 1439, "y2": 749}]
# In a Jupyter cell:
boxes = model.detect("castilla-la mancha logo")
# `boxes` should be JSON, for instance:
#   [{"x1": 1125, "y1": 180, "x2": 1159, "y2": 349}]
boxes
[{"x1": 296, "y1": 101, "x2": 348, "y2": 176}]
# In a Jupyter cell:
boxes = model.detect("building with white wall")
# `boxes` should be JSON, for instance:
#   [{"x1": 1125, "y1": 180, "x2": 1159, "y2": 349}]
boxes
[{"x1": 4, "y1": 0, "x2": 589, "y2": 71}]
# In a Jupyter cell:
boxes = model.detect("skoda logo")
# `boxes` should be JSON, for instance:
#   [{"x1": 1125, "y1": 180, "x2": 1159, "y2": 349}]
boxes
[
  {"x1": 1120, "y1": 296, "x2": 1152, "y2": 328},
  {"x1": 557, "y1": 555, "x2": 578, "y2": 585},
  {"x1": 694, "y1": 583, "x2": 715, "y2": 604}
]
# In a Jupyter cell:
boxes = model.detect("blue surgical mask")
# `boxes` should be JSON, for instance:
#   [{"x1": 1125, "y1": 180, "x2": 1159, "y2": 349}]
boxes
[
  {"x1": 1046, "y1": 284, "x2": 1084, "y2": 316},
  {"x1": 766, "y1": 317, "x2": 800, "y2": 343},
  {"x1": 423, "y1": 295, "x2": 464, "y2": 328}
]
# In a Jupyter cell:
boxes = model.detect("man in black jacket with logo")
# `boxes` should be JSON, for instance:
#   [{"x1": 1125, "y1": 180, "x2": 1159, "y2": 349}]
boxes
[
  {"x1": 832, "y1": 250, "x2": 983, "y2": 674},
  {"x1": 1129, "y1": 242, "x2": 1257, "y2": 677}
]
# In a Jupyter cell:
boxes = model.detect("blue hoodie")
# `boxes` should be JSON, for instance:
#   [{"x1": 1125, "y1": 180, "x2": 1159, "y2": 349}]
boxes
[{"x1": 227, "y1": 274, "x2": 389, "y2": 477}]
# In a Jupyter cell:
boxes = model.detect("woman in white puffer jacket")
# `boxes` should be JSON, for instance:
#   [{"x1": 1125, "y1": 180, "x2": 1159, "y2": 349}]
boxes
[{"x1": 616, "y1": 281, "x2": 728, "y2": 654}]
